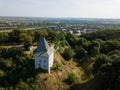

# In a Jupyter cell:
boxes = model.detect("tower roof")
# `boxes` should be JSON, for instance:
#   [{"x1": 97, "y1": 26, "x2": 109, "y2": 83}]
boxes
[{"x1": 34, "y1": 37, "x2": 50, "y2": 54}]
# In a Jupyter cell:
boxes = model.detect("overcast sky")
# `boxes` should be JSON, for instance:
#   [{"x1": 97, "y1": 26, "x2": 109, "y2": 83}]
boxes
[{"x1": 0, "y1": 0, "x2": 120, "y2": 18}]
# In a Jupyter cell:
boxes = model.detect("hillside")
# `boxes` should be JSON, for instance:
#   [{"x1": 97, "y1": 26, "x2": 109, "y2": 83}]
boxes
[
  {"x1": 0, "y1": 30, "x2": 120, "y2": 90},
  {"x1": 35, "y1": 51, "x2": 93, "y2": 90}
]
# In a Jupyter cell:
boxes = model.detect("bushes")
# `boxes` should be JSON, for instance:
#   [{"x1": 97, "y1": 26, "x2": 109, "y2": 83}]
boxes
[
  {"x1": 51, "y1": 64, "x2": 62, "y2": 71},
  {"x1": 0, "y1": 32, "x2": 8, "y2": 44},
  {"x1": 15, "y1": 81, "x2": 29, "y2": 90},
  {"x1": 62, "y1": 47, "x2": 75, "y2": 60},
  {"x1": 92, "y1": 54, "x2": 111, "y2": 74},
  {"x1": 75, "y1": 46, "x2": 86, "y2": 59},
  {"x1": 0, "y1": 47, "x2": 37, "y2": 89},
  {"x1": 92, "y1": 50, "x2": 120, "y2": 90},
  {"x1": 101, "y1": 40, "x2": 120, "y2": 54},
  {"x1": 65, "y1": 73, "x2": 76, "y2": 84},
  {"x1": 82, "y1": 30, "x2": 120, "y2": 41}
]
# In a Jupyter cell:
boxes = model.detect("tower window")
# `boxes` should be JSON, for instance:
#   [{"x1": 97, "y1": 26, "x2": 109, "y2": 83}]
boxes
[
  {"x1": 44, "y1": 60, "x2": 46, "y2": 63},
  {"x1": 39, "y1": 60, "x2": 41, "y2": 63}
]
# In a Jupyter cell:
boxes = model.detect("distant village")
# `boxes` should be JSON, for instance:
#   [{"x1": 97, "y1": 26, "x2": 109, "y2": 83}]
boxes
[{"x1": 1, "y1": 17, "x2": 120, "y2": 33}]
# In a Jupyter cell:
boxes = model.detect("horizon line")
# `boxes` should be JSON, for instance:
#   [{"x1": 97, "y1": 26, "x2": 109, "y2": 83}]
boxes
[{"x1": 0, "y1": 16, "x2": 120, "y2": 19}]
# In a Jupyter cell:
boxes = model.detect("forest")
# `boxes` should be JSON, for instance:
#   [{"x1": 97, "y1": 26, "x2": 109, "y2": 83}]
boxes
[{"x1": 0, "y1": 29, "x2": 120, "y2": 90}]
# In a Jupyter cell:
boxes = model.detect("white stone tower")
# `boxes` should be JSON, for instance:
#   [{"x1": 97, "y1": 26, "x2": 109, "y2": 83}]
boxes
[{"x1": 34, "y1": 37, "x2": 54, "y2": 73}]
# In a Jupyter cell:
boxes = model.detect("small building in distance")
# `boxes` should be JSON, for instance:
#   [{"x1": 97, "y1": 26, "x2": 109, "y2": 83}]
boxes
[
  {"x1": 69, "y1": 30, "x2": 73, "y2": 34},
  {"x1": 34, "y1": 37, "x2": 54, "y2": 73},
  {"x1": 73, "y1": 29, "x2": 87, "y2": 36},
  {"x1": 74, "y1": 30, "x2": 81, "y2": 36},
  {"x1": 80, "y1": 29, "x2": 87, "y2": 34}
]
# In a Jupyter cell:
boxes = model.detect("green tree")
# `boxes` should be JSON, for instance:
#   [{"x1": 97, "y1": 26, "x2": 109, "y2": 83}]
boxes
[
  {"x1": 19, "y1": 33, "x2": 28, "y2": 44},
  {"x1": 65, "y1": 33, "x2": 79, "y2": 47},
  {"x1": 0, "y1": 32, "x2": 8, "y2": 44},
  {"x1": 93, "y1": 54, "x2": 111, "y2": 74},
  {"x1": 65, "y1": 73, "x2": 76, "y2": 84},
  {"x1": 8, "y1": 29, "x2": 24, "y2": 43},
  {"x1": 90, "y1": 47, "x2": 100, "y2": 56},
  {"x1": 15, "y1": 81, "x2": 29, "y2": 90},
  {"x1": 0, "y1": 69, "x2": 6, "y2": 77},
  {"x1": 63, "y1": 47, "x2": 75, "y2": 60},
  {"x1": 24, "y1": 35, "x2": 33, "y2": 50},
  {"x1": 101, "y1": 40, "x2": 120, "y2": 54},
  {"x1": 75, "y1": 46, "x2": 86, "y2": 59}
]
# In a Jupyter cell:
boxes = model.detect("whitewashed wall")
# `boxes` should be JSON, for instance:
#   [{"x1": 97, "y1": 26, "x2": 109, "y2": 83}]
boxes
[{"x1": 35, "y1": 55, "x2": 49, "y2": 71}]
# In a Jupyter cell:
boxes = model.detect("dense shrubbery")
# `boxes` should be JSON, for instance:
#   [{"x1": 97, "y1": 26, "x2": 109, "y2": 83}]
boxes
[
  {"x1": 65, "y1": 73, "x2": 76, "y2": 84},
  {"x1": 91, "y1": 51, "x2": 120, "y2": 90},
  {"x1": 62, "y1": 47, "x2": 75, "y2": 60},
  {"x1": 61, "y1": 30, "x2": 120, "y2": 90},
  {"x1": 69, "y1": 30, "x2": 120, "y2": 90},
  {"x1": 0, "y1": 47, "x2": 37, "y2": 89}
]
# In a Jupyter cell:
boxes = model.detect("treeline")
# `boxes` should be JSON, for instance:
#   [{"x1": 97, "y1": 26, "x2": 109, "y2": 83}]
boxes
[
  {"x1": 82, "y1": 30, "x2": 120, "y2": 40},
  {"x1": 0, "y1": 29, "x2": 70, "y2": 51},
  {"x1": 0, "y1": 29, "x2": 68, "y2": 45}
]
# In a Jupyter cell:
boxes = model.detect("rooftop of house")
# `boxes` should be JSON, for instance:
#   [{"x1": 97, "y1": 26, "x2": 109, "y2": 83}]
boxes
[{"x1": 34, "y1": 37, "x2": 54, "y2": 57}]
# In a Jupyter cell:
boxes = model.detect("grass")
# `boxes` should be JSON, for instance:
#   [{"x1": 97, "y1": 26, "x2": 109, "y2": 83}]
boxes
[
  {"x1": 23, "y1": 46, "x2": 37, "y2": 54},
  {"x1": 0, "y1": 46, "x2": 12, "y2": 48}
]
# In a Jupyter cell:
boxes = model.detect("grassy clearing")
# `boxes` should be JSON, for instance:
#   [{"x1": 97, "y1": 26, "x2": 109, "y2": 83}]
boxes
[{"x1": 23, "y1": 46, "x2": 37, "y2": 54}]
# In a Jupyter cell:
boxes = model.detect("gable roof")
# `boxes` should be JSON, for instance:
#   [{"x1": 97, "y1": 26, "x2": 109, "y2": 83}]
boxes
[{"x1": 34, "y1": 37, "x2": 54, "y2": 57}]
